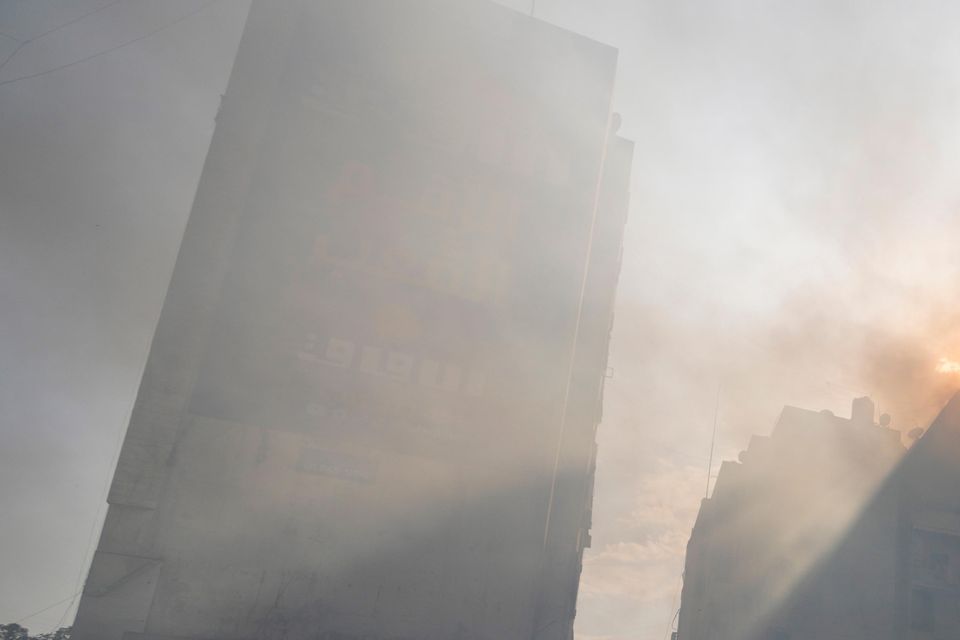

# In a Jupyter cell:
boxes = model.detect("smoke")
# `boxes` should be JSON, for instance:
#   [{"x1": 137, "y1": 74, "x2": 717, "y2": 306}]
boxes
[
  {"x1": 2, "y1": 1, "x2": 960, "y2": 639},
  {"x1": 565, "y1": 0, "x2": 960, "y2": 637}
]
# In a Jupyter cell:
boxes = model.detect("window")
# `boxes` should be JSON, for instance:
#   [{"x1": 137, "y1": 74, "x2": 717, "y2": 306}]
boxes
[{"x1": 911, "y1": 588, "x2": 935, "y2": 632}]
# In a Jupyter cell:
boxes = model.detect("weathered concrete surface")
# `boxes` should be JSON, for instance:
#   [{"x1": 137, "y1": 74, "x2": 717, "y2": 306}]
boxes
[{"x1": 72, "y1": 2, "x2": 630, "y2": 639}]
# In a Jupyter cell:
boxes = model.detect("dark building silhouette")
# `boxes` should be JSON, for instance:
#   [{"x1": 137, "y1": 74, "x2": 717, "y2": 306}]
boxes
[
  {"x1": 898, "y1": 394, "x2": 960, "y2": 639},
  {"x1": 72, "y1": 2, "x2": 632, "y2": 639},
  {"x1": 677, "y1": 393, "x2": 960, "y2": 640}
]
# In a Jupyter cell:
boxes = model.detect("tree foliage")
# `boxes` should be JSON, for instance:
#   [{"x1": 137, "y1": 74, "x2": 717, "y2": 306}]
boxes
[
  {"x1": 0, "y1": 624, "x2": 28, "y2": 640},
  {"x1": 0, "y1": 625, "x2": 70, "y2": 640}
]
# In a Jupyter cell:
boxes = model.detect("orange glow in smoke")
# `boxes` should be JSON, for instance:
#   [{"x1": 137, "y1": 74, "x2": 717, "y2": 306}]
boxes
[{"x1": 936, "y1": 357, "x2": 960, "y2": 374}]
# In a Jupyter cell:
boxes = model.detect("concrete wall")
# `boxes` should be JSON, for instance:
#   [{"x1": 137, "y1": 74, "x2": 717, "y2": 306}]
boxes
[
  {"x1": 73, "y1": 2, "x2": 624, "y2": 639},
  {"x1": 677, "y1": 403, "x2": 905, "y2": 640}
]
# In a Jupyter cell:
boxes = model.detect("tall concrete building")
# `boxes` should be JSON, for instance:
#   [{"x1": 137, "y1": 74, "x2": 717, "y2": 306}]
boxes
[
  {"x1": 72, "y1": 2, "x2": 632, "y2": 639},
  {"x1": 535, "y1": 128, "x2": 634, "y2": 639},
  {"x1": 676, "y1": 393, "x2": 960, "y2": 640}
]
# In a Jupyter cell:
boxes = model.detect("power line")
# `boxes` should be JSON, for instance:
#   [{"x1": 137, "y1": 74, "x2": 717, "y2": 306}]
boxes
[
  {"x1": 0, "y1": 0, "x2": 129, "y2": 75},
  {"x1": 5, "y1": 1, "x2": 221, "y2": 632},
  {"x1": 0, "y1": 0, "x2": 221, "y2": 88},
  {"x1": 704, "y1": 384, "x2": 721, "y2": 499},
  {"x1": 662, "y1": 572, "x2": 683, "y2": 640},
  {"x1": 51, "y1": 579, "x2": 83, "y2": 631},
  {"x1": 15, "y1": 590, "x2": 82, "y2": 626},
  {"x1": 0, "y1": 39, "x2": 24, "y2": 73},
  {"x1": 51, "y1": 364, "x2": 145, "y2": 633},
  {"x1": 30, "y1": 0, "x2": 130, "y2": 42}
]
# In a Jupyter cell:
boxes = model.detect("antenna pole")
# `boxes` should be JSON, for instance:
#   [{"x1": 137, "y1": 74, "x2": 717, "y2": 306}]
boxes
[{"x1": 705, "y1": 385, "x2": 721, "y2": 499}]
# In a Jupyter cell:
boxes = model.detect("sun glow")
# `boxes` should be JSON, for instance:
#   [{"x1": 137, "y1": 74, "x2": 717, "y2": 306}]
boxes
[{"x1": 936, "y1": 357, "x2": 960, "y2": 374}]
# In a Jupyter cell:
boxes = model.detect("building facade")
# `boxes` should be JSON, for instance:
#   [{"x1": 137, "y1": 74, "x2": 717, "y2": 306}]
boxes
[
  {"x1": 72, "y1": 2, "x2": 632, "y2": 639},
  {"x1": 534, "y1": 129, "x2": 634, "y2": 639},
  {"x1": 677, "y1": 394, "x2": 960, "y2": 640},
  {"x1": 899, "y1": 394, "x2": 960, "y2": 639}
]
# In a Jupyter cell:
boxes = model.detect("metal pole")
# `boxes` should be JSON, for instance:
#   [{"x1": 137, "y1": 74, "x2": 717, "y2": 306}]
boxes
[{"x1": 705, "y1": 385, "x2": 721, "y2": 499}]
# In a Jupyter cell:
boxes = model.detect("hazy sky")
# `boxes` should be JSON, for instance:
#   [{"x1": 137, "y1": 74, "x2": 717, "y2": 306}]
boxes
[{"x1": 2, "y1": 1, "x2": 960, "y2": 639}]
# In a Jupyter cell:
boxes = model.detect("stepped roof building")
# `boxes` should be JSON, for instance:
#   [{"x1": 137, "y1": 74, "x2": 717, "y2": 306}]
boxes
[{"x1": 678, "y1": 393, "x2": 960, "y2": 640}]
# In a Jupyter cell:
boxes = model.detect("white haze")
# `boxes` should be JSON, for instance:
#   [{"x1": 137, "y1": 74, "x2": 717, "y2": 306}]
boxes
[{"x1": 2, "y1": 1, "x2": 960, "y2": 639}]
